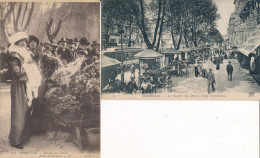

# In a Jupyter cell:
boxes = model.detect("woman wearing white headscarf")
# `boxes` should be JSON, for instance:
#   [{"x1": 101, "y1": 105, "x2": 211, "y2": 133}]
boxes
[{"x1": 8, "y1": 32, "x2": 42, "y2": 149}]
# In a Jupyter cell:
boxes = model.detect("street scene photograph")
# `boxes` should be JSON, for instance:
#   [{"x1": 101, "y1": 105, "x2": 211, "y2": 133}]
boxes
[
  {"x1": 101, "y1": 0, "x2": 260, "y2": 100},
  {"x1": 0, "y1": 2, "x2": 100, "y2": 158}
]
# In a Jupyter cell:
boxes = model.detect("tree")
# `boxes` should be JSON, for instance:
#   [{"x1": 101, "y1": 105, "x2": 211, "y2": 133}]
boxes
[
  {"x1": 166, "y1": 0, "x2": 219, "y2": 49},
  {"x1": 207, "y1": 27, "x2": 223, "y2": 46},
  {"x1": 45, "y1": 3, "x2": 72, "y2": 43},
  {"x1": 0, "y1": 2, "x2": 15, "y2": 46},
  {"x1": 0, "y1": 2, "x2": 34, "y2": 46},
  {"x1": 128, "y1": 0, "x2": 166, "y2": 50},
  {"x1": 184, "y1": 0, "x2": 219, "y2": 47},
  {"x1": 12, "y1": 2, "x2": 34, "y2": 32},
  {"x1": 166, "y1": 0, "x2": 185, "y2": 50},
  {"x1": 102, "y1": 0, "x2": 134, "y2": 48}
]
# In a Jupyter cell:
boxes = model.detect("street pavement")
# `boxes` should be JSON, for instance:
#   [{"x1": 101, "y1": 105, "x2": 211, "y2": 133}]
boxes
[
  {"x1": 167, "y1": 59, "x2": 260, "y2": 94},
  {"x1": 116, "y1": 59, "x2": 260, "y2": 94},
  {"x1": 0, "y1": 82, "x2": 99, "y2": 157}
]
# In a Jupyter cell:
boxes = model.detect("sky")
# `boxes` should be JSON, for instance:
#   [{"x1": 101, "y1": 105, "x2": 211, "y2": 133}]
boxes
[{"x1": 213, "y1": 0, "x2": 235, "y2": 36}]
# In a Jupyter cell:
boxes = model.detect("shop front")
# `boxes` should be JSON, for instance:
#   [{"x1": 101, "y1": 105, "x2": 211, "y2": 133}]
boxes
[{"x1": 237, "y1": 26, "x2": 260, "y2": 74}]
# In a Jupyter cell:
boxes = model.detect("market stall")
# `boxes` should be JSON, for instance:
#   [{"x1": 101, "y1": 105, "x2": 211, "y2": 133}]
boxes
[
  {"x1": 101, "y1": 55, "x2": 121, "y2": 89},
  {"x1": 134, "y1": 49, "x2": 164, "y2": 79}
]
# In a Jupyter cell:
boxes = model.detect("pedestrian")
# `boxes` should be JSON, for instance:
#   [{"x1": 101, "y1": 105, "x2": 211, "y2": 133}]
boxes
[
  {"x1": 194, "y1": 62, "x2": 200, "y2": 77},
  {"x1": 130, "y1": 64, "x2": 135, "y2": 78},
  {"x1": 206, "y1": 68, "x2": 215, "y2": 94},
  {"x1": 202, "y1": 62, "x2": 208, "y2": 78},
  {"x1": 185, "y1": 65, "x2": 189, "y2": 77},
  {"x1": 216, "y1": 60, "x2": 220, "y2": 70},
  {"x1": 8, "y1": 32, "x2": 42, "y2": 149},
  {"x1": 177, "y1": 61, "x2": 182, "y2": 77},
  {"x1": 249, "y1": 56, "x2": 256, "y2": 74},
  {"x1": 226, "y1": 61, "x2": 233, "y2": 81}
]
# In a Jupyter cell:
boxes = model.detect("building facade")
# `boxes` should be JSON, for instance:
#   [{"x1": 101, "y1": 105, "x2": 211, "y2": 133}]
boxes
[{"x1": 227, "y1": 0, "x2": 259, "y2": 48}]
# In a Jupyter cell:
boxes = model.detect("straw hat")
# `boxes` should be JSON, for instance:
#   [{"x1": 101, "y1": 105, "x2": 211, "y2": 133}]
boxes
[{"x1": 9, "y1": 32, "x2": 28, "y2": 45}]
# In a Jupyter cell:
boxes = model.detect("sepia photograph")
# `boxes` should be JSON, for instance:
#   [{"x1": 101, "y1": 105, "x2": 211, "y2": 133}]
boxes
[
  {"x1": 0, "y1": 1, "x2": 100, "y2": 158},
  {"x1": 101, "y1": 0, "x2": 260, "y2": 100}
]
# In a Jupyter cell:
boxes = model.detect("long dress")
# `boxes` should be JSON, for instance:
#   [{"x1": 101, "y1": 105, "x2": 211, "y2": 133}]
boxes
[{"x1": 8, "y1": 52, "x2": 31, "y2": 146}]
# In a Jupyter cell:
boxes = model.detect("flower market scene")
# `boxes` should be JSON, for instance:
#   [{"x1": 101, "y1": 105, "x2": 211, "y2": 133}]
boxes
[
  {"x1": 0, "y1": 2, "x2": 100, "y2": 157},
  {"x1": 101, "y1": 0, "x2": 260, "y2": 97}
]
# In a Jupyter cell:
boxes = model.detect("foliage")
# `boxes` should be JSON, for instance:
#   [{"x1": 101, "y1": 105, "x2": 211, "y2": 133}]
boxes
[
  {"x1": 102, "y1": 0, "x2": 222, "y2": 50},
  {"x1": 39, "y1": 53, "x2": 63, "y2": 78},
  {"x1": 69, "y1": 57, "x2": 100, "y2": 107},
  {"x1": 45, "y1": 87, "x2": 81, "y2": 126},
  {"x1": 51, "y1": 58, "x2": 85, "y2": 87},
  {"x1": 0, "y1": 2, "x2": 34, "y2": 46},
  {"x1": 166, "y1": 0, "x2": 220, "y2": 48},
  {"x1": 45, "y1": 57, "x2": 100, "y2": 126}
]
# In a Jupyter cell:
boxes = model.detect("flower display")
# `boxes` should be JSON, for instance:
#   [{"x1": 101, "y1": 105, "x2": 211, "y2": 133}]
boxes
[
  {"x1": 39, "y1": 53, "x2": 63, "y2": 78},
  {"x1": 44, "y1": 56, "x2": 100, "y2": 126}
]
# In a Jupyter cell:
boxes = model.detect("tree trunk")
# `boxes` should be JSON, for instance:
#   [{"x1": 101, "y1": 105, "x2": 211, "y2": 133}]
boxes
[
  {"x1": 156, "y1": 0, "x2": 166, "y2": 52},
  {"x1": 0, "y1": 20, "x2": 9, "y2": 47},
  {"x1": 128, "y1": 17, "x2": 132, "y2": 47}
]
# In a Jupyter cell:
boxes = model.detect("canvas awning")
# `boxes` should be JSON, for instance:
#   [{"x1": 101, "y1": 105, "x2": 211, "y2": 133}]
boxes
[
  {"x1": 134, "y1": 49, "x2": 163, "y2": 59},
  {"x1": 161, "y1": 48, "x2": 180, "y2": 54},
  {"x1": 102, "y1": 55, "x2": 120, "y2": 68},
  {"x1": 237, "y1": 25, "x2": 260, "y2": 56},
  {"x1": 123, "y1": 59, "x2": 139, "y2": 65}
]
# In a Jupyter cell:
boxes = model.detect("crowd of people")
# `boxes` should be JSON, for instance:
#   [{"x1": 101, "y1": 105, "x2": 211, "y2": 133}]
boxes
[
  {"x1": 0, "y1": 35, "x2": 100, "y2": 81},
  {"x1": 0, "y1": 31, "x2": 100, "y2": 149}
]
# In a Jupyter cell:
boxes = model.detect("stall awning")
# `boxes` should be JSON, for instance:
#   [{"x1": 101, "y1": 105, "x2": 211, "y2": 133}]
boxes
[
  {"x1": 123, "y1": 59, "x2": 139, "y2": 65},
  {"x1": 102, "y1": 55, "x2": 120, "y2": 68},
  {"x1": 161, "y1": 48, "x2": 180, "y2": 54},
  {"x1": 237, "y1": 25, "x2": 260, "y2": 56},
  {"x1": 134, "y1": 49, "x2": 163, "y2": 59}
]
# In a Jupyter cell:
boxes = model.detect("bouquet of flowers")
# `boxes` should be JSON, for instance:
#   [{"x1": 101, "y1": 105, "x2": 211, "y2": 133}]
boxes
[
  {"x1": 45, "y1": 56, "x2": 100, "y2": 126},
  {"x1": 45, "y1": 87, "x2": 81, "y2": 126},
  {"x1": 69, "y1": 57, "x2": 100, "y2": 107},
  {"x1": 39, "y1": 53, "x2": 63, "y2": 78}
]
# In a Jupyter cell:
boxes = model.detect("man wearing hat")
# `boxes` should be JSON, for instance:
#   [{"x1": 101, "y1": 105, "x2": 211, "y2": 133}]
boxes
[
  {"x1": 88, "y1": 41, "x2": 100, "y2": 58},
  {"x1": 57, "y1": 38, "x2": 74, "y2": 63},
  {"x1": 226, "y1": 61, "x2": 233, "y2": 81},
  {"x1": 76, "y1": 37, "x2": 90, "y2": 58},
  {"x1": 50, "y1": 42, "x2": 59, "y2": 56},
  {"x1": 74, "y1": 38, "x2": 80, "y2": 49},
  {"x1": 67, "y1": 38, "x2": 76, "y2": 61},
  {"x1": 206, "y1": 68, "x2": 215, "y2": 94}
]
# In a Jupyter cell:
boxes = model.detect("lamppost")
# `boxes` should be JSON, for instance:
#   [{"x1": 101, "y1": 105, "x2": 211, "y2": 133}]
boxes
[{"x1": 118, "y1": 28, "x2": 124, "y2": 83}]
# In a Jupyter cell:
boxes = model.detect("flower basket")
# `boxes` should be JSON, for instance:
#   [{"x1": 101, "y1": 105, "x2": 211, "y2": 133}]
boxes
[{"x1": 85, "y1": 128, "x2": 100, "y2": 151}]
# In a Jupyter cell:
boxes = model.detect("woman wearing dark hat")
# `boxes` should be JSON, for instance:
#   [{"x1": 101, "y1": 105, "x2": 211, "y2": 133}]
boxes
[
  {"x1": 8, "y1": 32, "x2": 42, "y2": 149},
  {"x1": 28, "y1": 35, "x2": 40, "y2": 62}
]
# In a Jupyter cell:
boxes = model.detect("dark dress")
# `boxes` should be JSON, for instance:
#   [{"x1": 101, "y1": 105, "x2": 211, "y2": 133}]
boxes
[
  {"x1": 8, "y1": 52, "x2": 31, "y2": 146},
  {"x1": 195, "y1": 66, "x2": 199, "y2": 77}
]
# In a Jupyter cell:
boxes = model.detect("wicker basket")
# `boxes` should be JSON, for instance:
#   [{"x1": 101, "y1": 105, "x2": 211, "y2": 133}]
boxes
[{"x1": 86, "y1": 128, "x2": 100, "y2": 150}]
